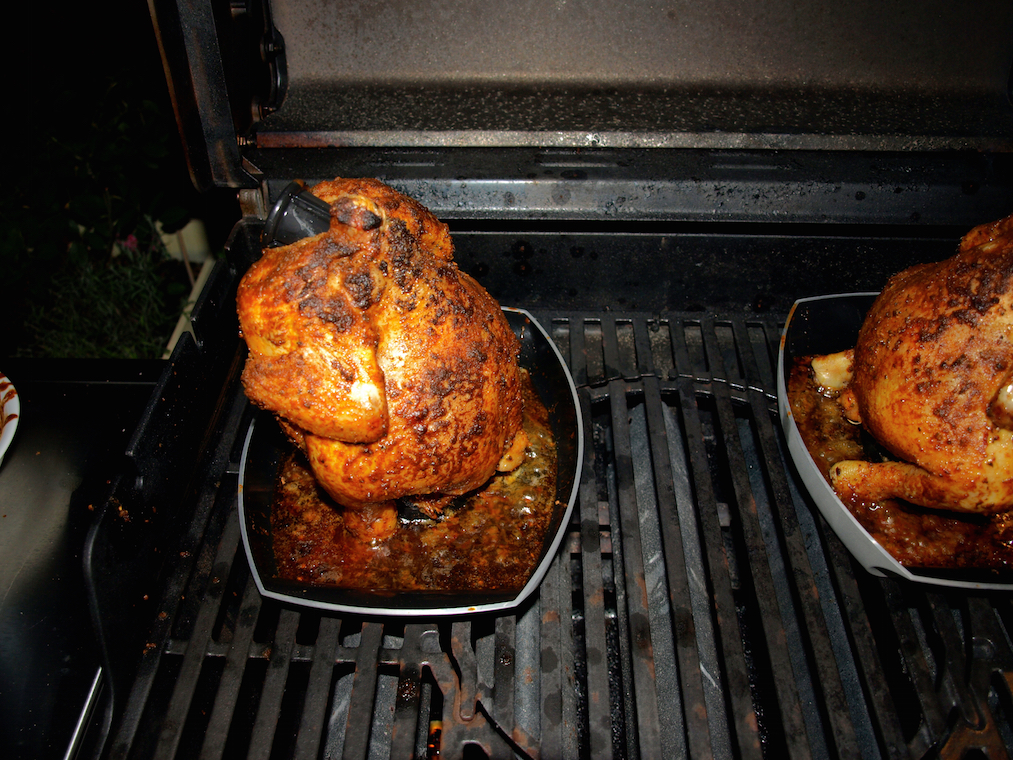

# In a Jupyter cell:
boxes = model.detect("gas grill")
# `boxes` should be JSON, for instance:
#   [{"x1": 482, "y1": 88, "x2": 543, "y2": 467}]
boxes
[
  {"x1": 13, "y1": 0, "x2": 1013, "y2": 758},
  {"x1": 88, "y1": 294, "x2": 1013, "y2": 760}
]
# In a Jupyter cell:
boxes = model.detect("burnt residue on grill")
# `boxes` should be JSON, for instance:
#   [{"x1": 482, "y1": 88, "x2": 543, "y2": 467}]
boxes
[{"x1": 270, "y1": 373, "x2": 558, "y2": 592}]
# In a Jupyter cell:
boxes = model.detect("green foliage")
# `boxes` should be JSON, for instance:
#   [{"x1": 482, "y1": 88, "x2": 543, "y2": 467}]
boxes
[
  {"x1": 6, "y1": 72, "x2": 195, "y2": 359},
  {"x1": 16, "y1": 216, "x2": 189, "y2": 360}
]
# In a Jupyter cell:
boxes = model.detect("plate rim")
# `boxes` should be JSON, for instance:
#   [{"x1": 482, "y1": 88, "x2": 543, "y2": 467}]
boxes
[{"x1": 0, "y1": 371, "x2": 20, "y2": 467}]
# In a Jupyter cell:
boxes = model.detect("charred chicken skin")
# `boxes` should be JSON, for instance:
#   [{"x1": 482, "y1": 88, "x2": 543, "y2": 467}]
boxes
[
  {"x1": 237, "y1": 178, "x2": 527, "y2": 538},
  {"x1": 826, "y1": 213, "x2": 1013, "y2": 513}
]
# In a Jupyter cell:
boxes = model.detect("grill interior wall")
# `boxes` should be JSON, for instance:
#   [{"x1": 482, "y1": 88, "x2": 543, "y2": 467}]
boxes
[{"x1": 104, "y1": 304, "x2": 1013, "y2": 760}]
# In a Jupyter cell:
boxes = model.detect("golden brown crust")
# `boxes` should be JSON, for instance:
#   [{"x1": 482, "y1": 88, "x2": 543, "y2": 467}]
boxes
[
  {"x1": 237, "y1": 178, "x2": 525, "y2": 516},
  {"x1": 834, "y1": 212, "x2": 1013, "y2": 512},
  {"x1": 237, "y1": 232, "x2": 389, "y2": 442}
]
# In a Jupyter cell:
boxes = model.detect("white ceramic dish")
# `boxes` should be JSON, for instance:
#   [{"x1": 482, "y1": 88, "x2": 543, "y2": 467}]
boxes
[
  {"x1": 777, "y1": 293, "x2": 1013, "y2": 591},
  {"x1": 239, "y1": 307, "x2": 583, "y2": 616},
  {"x1": 0, "y1": 372, "x2": 20, "y2": 468}
]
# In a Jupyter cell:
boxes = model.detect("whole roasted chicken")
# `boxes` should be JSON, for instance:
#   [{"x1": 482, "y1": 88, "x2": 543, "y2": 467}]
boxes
[
  {"x1": 819, "y1": 213, "x2": 1013, "y2": 513},
  {"x1": 237, "y1": 178, "x2": 528, "y2": 539}
]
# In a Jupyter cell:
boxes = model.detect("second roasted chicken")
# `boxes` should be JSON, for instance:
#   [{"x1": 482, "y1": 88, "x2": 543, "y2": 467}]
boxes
[
  {"x1": 815, "y1": 213, "x2": 1013, "y2": 513},
  {"x1": 237, "y1": 178, "x2": 528, "y2": 539}
]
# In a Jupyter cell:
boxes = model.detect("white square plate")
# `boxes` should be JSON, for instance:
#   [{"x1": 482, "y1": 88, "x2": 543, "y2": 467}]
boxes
[
  {"x1": 239, "y1": 308, "x2": 583, "y2": 616},
  {"x1": 777, "y1": 293, "x2": 1013, "y2": 591}
]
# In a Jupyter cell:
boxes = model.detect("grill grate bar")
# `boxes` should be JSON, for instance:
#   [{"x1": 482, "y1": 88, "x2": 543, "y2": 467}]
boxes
[
  {"x1": 927, "y1": 592, "x2": 982, "y2": 726},
  {"x1": 627, "y1": 387, "x2": 690, "y2": 756},
  {"x1": 607, "y1": 377, "x2": 663, "y2": 759},
  {"x1": 153, "y1": 508, "x2": 242, "y2": 760},
  {"x1": 102, "y1": 308, "x2": 1013, "y2": 760},
  {"x1": 881, "y1": 581, "x2": 949, "y2": 754},
  {"x1": 823, "y1": 534, "x2": 910, "y2": 759},
  {"x1": 600, "y1": 318, "x2": 638, "y2": 760},
  {"x1": 566, "y1": 318, "x2": 589, "y2": 388},
  {"x1": 197, "y1": 573, "x2": 262, "y2": 760},
  {"x1": 537, "y1": 548, "x2": 570, "y2": 758},
  {"x1": 698, "y1": 314, "x2": 814, "y2": 759},
  {"x1": 492, "y1": 615, "x2": 518, "y2": 743},
  {"x1": 667, "y1": 319, "x2": 765, "y2": 760},
  {"x1": 294, "y1": 616, "x2": 341, "y2": 759},
  {"x1": 104, "y1": 384, "x2": 250, "y2": 760},
  {"x1": 733, "y1": 316, "x2": 865, "y2": 759},
  {"x1": 574, "y1": 387, "x2": 614, "y2": 757},
  {"x1": 641, "y1": 372, "x2": 714, "y2": 759}
]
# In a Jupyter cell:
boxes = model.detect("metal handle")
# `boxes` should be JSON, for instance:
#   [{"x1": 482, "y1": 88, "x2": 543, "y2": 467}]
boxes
[{"x1": 262, "y1": 181, "x2": 331, "y2": 246}]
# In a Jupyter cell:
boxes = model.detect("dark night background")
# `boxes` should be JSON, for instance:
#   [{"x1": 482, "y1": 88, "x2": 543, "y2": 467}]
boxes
[{"x1": 7, "y1": 2, "x2": 238, "y2": 358}]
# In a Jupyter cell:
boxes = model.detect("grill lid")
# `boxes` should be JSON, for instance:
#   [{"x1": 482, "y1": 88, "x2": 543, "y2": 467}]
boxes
[{"x1": 148, "y1": 0, "x2": 1013, "y2": 191}]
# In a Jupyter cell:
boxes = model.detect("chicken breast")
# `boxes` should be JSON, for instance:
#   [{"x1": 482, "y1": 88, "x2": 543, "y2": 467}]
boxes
[
  {"x1": 829, "y1": 213, "x2": 1013, "y2": 513},
  {"x1": 237, "y1": 178, "x2": 527, "y2": 538}
]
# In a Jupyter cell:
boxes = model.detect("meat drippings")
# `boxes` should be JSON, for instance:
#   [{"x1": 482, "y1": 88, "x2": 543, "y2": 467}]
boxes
[
  {"x1": 270, "y1": 372, "x2": 558, "y2": 592},
  {"x1": 788, "y1": 357, "x2": 1013, "y2": 572}
]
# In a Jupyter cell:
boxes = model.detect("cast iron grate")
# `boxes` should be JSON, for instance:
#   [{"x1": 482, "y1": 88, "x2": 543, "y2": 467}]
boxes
[{"x1": 103, "y1": 311, "x2": 1013, "y2": 760}]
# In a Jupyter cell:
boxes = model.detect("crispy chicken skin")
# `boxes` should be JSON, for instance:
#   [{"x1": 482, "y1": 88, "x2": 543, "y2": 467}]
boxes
[
  {"x1": 829, "y1": 213, "x2": 1013, "y2": 513},
  {"x1": 237, "y1": 178, "x2": 526, "y2": 537}
]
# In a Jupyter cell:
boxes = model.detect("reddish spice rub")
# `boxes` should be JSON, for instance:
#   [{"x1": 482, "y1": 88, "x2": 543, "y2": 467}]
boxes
[
  {"x1": 829, "y1": 213, "x2": 1013, "y2": 512},
  {"x1": 237, "y1": 178, "x2": 528, "y2": 542},
  {"x1": 0, "y1": 379, "x2": 17, "y2": 429},
  {"x1": 788, "y1": 357, "x2": 1013, "y2": 572}
]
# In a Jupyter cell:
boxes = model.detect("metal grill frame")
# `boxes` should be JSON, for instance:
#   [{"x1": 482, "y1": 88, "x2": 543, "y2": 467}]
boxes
[{"x1": 95, "y1": 283, "x2": 1013, "y2": 758}]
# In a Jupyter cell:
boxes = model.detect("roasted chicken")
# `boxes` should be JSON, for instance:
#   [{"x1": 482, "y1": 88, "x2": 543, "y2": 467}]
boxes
[
  {"x1": 237, "y1": 178, "x2": 527, "y2": 539},
  {"x1": 824, "y1": 213, "x2": 1013, "y2": 513}
]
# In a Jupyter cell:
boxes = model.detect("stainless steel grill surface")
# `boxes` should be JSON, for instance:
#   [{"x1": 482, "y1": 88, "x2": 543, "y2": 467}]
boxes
[{"x1": 90, "y1": 239, "x2": 1013, "y2": 757}]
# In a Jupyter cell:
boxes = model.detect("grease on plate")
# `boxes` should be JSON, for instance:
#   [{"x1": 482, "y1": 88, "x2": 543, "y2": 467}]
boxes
[
  {"x1": 270, "y1": 374, "x2": 558, "y2": 593},
  {"x1": 788, "y1": 356, "x2": 1013, "y2": 573}
]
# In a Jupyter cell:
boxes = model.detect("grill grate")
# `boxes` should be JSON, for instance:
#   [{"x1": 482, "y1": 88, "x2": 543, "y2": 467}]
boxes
[{"x1": 102, "y1": 311, "x2": 1013, "y2": 760}]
